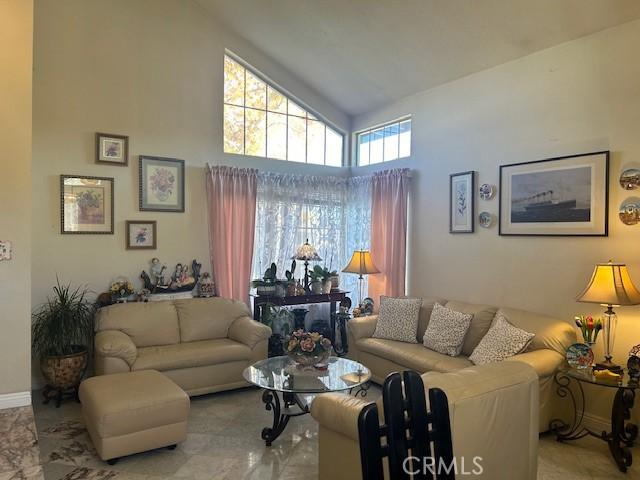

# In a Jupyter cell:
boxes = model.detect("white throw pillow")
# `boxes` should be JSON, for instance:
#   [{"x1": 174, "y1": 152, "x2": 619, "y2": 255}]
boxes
[
  {"x1": 372, "y1": 296, "x2": 422, "y2": 343},
  {"x1": 469, "y1": 311, "x2": 535, "y2": 365},
  {"x1": 422, "y1": 303, "x2": 472, "y2": 356}
]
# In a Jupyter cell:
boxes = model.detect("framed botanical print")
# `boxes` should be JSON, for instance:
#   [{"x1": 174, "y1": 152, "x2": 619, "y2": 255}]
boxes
[
  {"x1": 139, "y1": 156, "x2": 185, "y2": 212},
  {"x1": 96, "y1": 133, "x2": 128, "y2": 166},
  {"x1": 61, "y1": 175, "x2": 114, "y2": 234},
  {"x1": 499, "y1": 151, "x2": 609, "y2": 236},
  {"x1": 126, "y1": 220, "x2": 157, "y2": 249},
  {"x1": 450, "y1": 171, "x2": 475, "y2": 233}
]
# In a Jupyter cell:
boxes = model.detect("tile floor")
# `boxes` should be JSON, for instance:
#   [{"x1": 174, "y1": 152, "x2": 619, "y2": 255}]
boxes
[{"x1": 1, "y1": 388, "x2": 638, "y2": 479}]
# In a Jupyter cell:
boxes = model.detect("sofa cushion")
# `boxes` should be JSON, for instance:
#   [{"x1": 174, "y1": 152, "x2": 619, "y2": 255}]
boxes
[
  {"x1": 132, "y1": 338, "x2": 251, "y2": 372},
  {"x1": 175, "y1": 297, "x2": 251, "y2": 342},
  {"x1": 498, "y1": 306, "x2": 575, "y2": 355},
  {"x1": 423, "y1": 303, "x2": 472, "y2": 356},
  {"x1": 416, "y1": 298, "x2": 446, "y2": 342},
  {"x1": 470, "y1": 312, "x2": 535, "y2": 365},
  {"x1": 372, "y1": 296, "x2": 422, "y2": 343},
  {"x1": 356, "y1": 338, "x2": 473, "y2": 373},
  {"x1": 95, "y1": 302, "x2": 180, "y2": 348},
  {"x1": 444, "y1": 300, "x2": 498, "y2": 356}
]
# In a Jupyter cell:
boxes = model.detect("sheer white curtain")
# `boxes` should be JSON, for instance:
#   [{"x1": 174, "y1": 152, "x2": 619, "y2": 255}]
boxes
[{"x1": 252, "y1": 172, "x2": 372, "y2": 317}]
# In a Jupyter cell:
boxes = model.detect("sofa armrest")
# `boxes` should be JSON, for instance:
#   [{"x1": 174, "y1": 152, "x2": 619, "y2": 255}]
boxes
[
  {"x1": 310, "y1": 393, "x2": 371, "y2": 440},
  {"x1": 348, "y1": 315, "x2": 378, "y2": 341},
  {"x1": 95, "y1": 330, "x2": 137, "y2": 366},
  {"x1": 505, "y1": 348, "x2": 564, "y2": 378},
  {"x1": 228, "y1": 315, "x2": 272, "y2": 349}
]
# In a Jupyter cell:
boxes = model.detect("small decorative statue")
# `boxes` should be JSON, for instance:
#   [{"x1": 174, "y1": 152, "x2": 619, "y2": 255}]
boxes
[
  {"x1": 150, "y1": 258, "x2": 167, "y2": 286},
  {"x1": 192, "y1": 260, "x2": 202, "y2": 281},
  {"x1": 140, "y1": 271, "x2": 154, "y2": 291},
  {"x1": 198, "y1": 272, "x2": 215, "y2": 297}
]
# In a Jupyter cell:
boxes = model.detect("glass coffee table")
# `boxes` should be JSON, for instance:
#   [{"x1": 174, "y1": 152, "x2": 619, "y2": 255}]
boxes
[{"x1": 243, "y1": 356, "x2": 371, "y2": 446}]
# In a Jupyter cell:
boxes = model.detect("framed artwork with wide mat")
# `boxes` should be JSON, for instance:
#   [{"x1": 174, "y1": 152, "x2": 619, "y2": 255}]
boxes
[
  {"x1": 61, "y1": 175, "x2": 114, "y2": 234},
  {"x1": 449, "y1": 171, "x2": 475, "y2": 233},
  {"x1": 499, "y1": 151, "x2": 609, "y2": 236},
  {"x1": 139, "y1": 156, "x2": 185, "y2": 212},
  {"x1": 126, "y1": 220, "x2": 157, "y2": 250}
]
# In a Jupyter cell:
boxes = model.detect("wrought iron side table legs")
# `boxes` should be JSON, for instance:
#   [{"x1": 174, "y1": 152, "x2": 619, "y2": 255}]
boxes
[
  {"x1": 550, "y1": 371, "x2": 638, "y2": 473},
  {"x1": 260, "y1": 390, "x2": 309, "y2": 446}
]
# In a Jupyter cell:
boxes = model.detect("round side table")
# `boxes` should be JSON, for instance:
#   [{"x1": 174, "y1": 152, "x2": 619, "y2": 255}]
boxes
[{"x1": 550, "y1": 367, "x2": 639, "y2": 473}]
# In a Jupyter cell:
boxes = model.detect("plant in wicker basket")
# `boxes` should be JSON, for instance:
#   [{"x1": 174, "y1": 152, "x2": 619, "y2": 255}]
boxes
[
  {"x1": 286, "y1": 330, "x2": 332, "y2": 368},
  {"x1": 32, "y1": 278, "x2": 95, "y2": 407}
]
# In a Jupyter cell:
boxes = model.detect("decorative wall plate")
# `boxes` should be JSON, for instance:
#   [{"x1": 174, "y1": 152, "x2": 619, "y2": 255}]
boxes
[
  {"x1": 566, "y1": 343, "x2": 594, "y2": 369},
  {"x1": 478, "y1": 212, "x2": 493, "y2": 228},
  {"x1": 620, "y1": 168, "x2": 640, "y2": 190},
  {"x1": 361, "y1": 297, "x2": 374, "y2": 314},
  {"x1": 479, "y1": 183, "x2": 495, "y2": 200},
  {"x1": 619, "y1": 198, "x2": 640, "y2": 226}
]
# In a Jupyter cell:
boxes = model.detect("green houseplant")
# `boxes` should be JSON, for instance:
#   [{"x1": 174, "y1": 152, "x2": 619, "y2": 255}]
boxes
[
  {"x1": 309, "y1": 265, "x2": 332, "y2": 294},
  {"x1": 32, "y1": 279, "x2": 95, "y2": 406}
]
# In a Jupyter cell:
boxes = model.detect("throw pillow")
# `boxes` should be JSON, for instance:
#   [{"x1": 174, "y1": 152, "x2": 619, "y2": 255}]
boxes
[
  {"x1": 372, "y1": 296, "x2": 422, "y2": 343},
  {"x1": 469, "y1": 311, "x2": 535, "y2": 365},
  {"x1": 422, "y1": 303, "x2": 473, "y2": 356}
]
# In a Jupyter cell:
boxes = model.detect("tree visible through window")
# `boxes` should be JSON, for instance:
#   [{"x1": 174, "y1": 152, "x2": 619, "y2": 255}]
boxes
[{"x1": 224, "y1": 55, "x2": 344, "y2": 167}]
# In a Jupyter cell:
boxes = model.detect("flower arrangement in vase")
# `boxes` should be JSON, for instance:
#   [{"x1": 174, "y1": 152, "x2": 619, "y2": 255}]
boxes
[
  {"x1": 574, "y1": 315, "x2": 603, "y2": 346},
  {"x1": 110, "y1": 279, "x2": 135, "y2": 303},
  {"x1": 286, "y1": 330, "x2": 332, "y2": 368}
]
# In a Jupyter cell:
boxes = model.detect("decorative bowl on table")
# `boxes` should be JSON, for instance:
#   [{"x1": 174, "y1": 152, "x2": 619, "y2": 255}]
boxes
[{"x1": 286, "y1": 330, "x2": 332, "y2": 369}]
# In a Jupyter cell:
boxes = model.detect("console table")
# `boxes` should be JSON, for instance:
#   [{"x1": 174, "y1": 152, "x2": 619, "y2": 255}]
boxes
[{"x1": 252, "y1": 290, "x2": 349, "y2": 350}]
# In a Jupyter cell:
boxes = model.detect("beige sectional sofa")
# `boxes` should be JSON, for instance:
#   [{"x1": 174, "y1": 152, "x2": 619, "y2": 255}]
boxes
[
  {"x1": 311, "y1": 361, "x2": 540, "y2": 480},
  {"x1": 346, "y1": 298, "x2": 576, "y2": 432},
  {"x1": 94, "y1": 297, "x2": 271, "y2": 396}
]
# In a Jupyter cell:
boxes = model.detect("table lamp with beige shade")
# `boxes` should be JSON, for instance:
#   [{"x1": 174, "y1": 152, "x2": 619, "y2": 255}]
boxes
[
  {"x1": 576, "y1": 261, "x2": 640, "y2": 373},
  {"x1": 343, "y1": 250, "x2": 380, "y2": 306}
]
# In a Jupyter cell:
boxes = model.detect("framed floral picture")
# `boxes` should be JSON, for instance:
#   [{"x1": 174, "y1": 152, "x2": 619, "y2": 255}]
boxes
[
  {"x1": 126, "y1": 220, "x2": 157, "y2": 249},
  {"x1": 61, "y1": 175, "x2": 114, "y2": 234},
  {"x1": 96, "y1": 133, "x2": 128, "y2": 166},
  {"x1": 139, "y1": 156, "x2": 185, "y2": 212},
  {"x1": 450, "y1": 171, "x2": 475, "y2": 233}
]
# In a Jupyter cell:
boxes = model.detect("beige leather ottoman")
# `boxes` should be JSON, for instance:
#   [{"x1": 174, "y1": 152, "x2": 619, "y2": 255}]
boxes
[{"x1": 79, "y1": 370, "x2": 189, "y2": 464}]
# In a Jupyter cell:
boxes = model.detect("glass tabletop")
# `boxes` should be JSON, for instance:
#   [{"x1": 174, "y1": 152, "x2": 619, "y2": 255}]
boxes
[
  {"x1": 243, "y1": 356, "x2": 371, "y2": 393},
  {"x1": 561, "y1": 367, "x2": 640, "y2": 389}
]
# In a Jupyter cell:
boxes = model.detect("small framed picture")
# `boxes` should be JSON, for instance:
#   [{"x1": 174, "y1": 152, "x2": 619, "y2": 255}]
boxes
[
  {"x1": 126, "y1": 220, "x2": 157, "y2": 249},
  {"x1": 450, "y1": 171, "x2": 475, "y2": 233},
  {"x1": 499, "y1": 151, "x2": 609, "y2": 236},
  {"x1": 139, "y1": 156, "x2": 185, "y2": 212},
  {"x1": 61, "y1": 175, "x2": 114, "y2": 234},
  {"x1": 96, "y1": 133, "x2": 129, "y2": 166}
]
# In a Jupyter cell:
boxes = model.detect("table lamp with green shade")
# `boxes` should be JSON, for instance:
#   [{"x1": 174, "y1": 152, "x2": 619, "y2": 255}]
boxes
[
  {"x1": 343, "y1": 250, "x2": 380, "y2": 306},
  {"x1": 576, "y1": 261, "x2": 640, "y2": 373}
]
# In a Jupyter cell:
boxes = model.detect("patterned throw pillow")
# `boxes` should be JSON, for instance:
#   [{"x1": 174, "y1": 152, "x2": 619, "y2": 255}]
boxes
[
  {"x1": 469, "y1": 312, "x2": 535, "y2": 365},
  {"x1": 372, "y1": 296, "x2": 422, "y2": 343},
  {"x1": 422, "y1": 303, "x2": 473, "y2": 356}
]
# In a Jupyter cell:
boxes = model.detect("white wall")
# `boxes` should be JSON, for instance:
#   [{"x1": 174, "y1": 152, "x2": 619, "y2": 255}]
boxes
[
  {"x1": 0, "y1": 0, "x2": 33, "y2": 401},
  {"x1": 353, "y1": 19, "x2": 640, "y2": 421},
  {"x1": 32, "y1": 0, "x2": 351, "y2": 311}
]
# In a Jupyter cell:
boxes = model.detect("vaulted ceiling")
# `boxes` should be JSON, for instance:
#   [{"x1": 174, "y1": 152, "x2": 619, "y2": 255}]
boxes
[{"x1": 197, "y1": 0, "x2": 640, "y2": 116}]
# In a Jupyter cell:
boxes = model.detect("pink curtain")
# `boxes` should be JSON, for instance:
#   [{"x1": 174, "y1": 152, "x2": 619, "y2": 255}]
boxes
[
  {"x1": 206, "y1": 165, "x2": 257, "y2": 305},
  {"x1": 368, "y1": 169, "x2": 410, "y2": 304}
]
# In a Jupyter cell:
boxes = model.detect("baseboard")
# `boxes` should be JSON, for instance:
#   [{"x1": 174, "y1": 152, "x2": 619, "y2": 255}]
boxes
[
  {"x1": 0, "y1": 391, "x2": 31, "y2": 410},
  {"x1": 580, "y1": 410, "x2": 609, "y2": 433}
]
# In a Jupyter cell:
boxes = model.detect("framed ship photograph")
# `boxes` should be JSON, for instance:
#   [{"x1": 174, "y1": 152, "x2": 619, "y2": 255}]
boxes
[
  {"x1": 499, "y1": 151, "x2": 609, "y2": 236},
  {"x1": 61, "y1": 175, "x2": 114, "y2": 234},
  {"x1": 139, "y1": 156, "x2": 185, "y2": 212},
  {"x1": 450, "y1": 171, "x2": 475, "y2": 233}
]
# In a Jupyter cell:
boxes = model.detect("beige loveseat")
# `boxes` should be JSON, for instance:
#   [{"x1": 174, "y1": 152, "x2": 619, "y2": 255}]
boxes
[
  {"x1": 311, "y1": 362, "x2": 540, "y2": 480},
  {"x1": 346, "y1": 299, "x2": 576, "y2": 432},
  {"x1": 94, "y1": 297, "x2": 271, "y2": 396}
]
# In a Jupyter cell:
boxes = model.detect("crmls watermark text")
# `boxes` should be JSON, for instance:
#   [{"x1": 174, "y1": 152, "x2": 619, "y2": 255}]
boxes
[{"x1": 403, "y1": 456, "x2": 484, "y2": 476}]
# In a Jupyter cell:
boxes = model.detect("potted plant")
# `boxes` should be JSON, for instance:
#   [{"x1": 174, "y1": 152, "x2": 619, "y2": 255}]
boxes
[
  {"x1": 252, "y1": 263, "x2": 278, "y2": 296},
  {"x1": 309, "y1": 265, "x2": 332, "y2": 294},
  {"x1": 285, "y1": 260, "x2": 297, "y2": 296},
  {"x1": 32, "y1": 279, "x2": 95, "y2": 407},
  {"x1": 328, "y1": 270, "x2": 340, "y2": 291}
]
